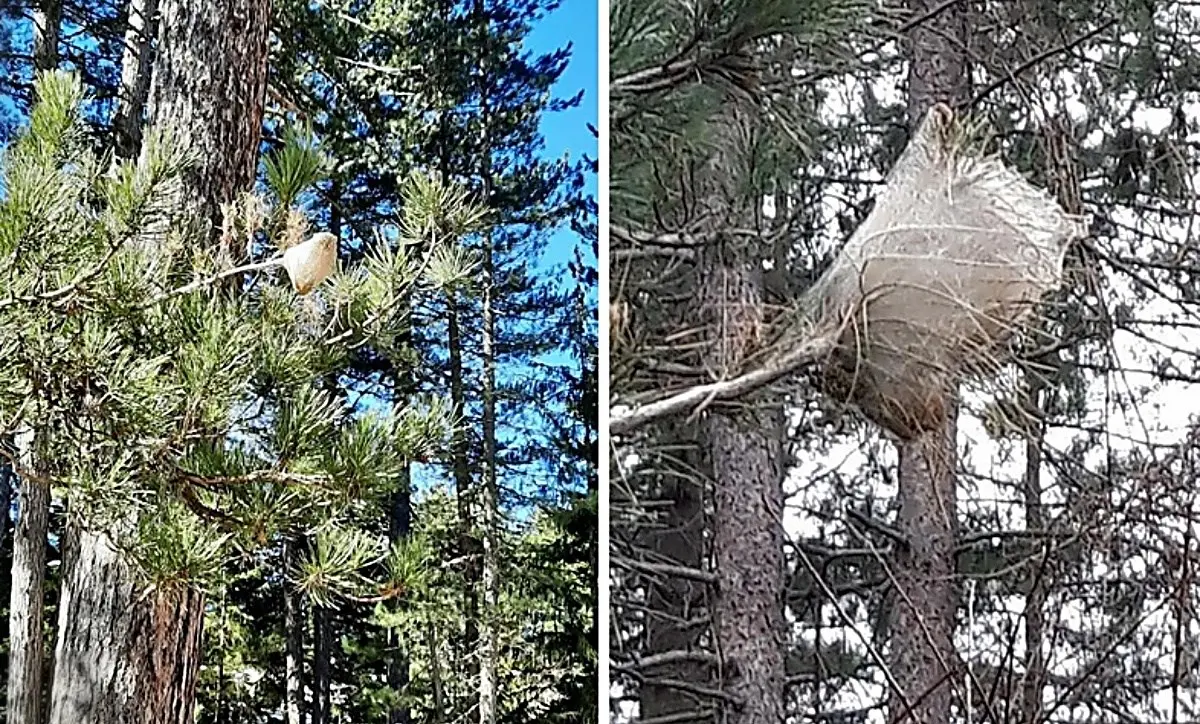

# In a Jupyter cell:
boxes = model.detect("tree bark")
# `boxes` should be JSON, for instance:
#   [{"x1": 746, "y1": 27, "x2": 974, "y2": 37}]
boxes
[
  {"x1": 47, "y1": 0, "x2": 272, "y2": 717},
  {"x1": 284, "y1": 539, "x2": 305, "y2": 724},
  {"x1": 312, "y1": 604, "x2": 332, "y2": 724},
  {"x1": 446, "y1": 292, "x2": 481, "y2": 692},
  {"x1": 885, "y1": 4, "x2": 969, "y2": 723},
  {"x1": 8, "y1": 475, "x2": 49, "y2": 724},
  {"x1": 49, "y1": 521, "x2": 205, "y2": 724},
  {"x1": 703, "y1": 253, "x2": 786, "y2": 724},
  {"x1": 31, "y1": 0, "x2": 61, "y2": 73},
  {"x1": 638, "y1": 422, "x2": 706, "y2": 719},
  {"x1": 387, "y1": 469, "x2": 412, "y2": 724},
  {"x1": 112, "y1": 0, "x2": 159, "y2": 159}
]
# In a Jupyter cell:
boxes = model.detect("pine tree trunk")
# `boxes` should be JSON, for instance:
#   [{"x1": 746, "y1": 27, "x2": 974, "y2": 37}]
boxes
[
  {"x1": 885, "y1": 5, "x2": 969, "y2": 723},
  {"x1": 638, "y1": 422, "x2": 706, "y2": 718},
  {"x1": 49, "y1": 521, "x2": 205, "y2": 724},
  {"x1": 47, "y1": 0, "x2": 271, "y2": 717},
  {"x1": 284, "y1": 539, "x2": 305, "y2": 724},
  {"x1": 703, "y1": 256, "x2": 785, "y2": 724},
  {"x1": 475, "y1": 13, "x2": 498, "y2": 717},
  {"x1": 8, "y1": 475, "x2": 48, "y2": 724},
  {"x1": 31, "y1": 0, "x2": 61, "y2": 72},
  {"x1": 387, "y1": 470, "x2": 412, "y2": 724},
  {"x1": 112, "y1": 0, "x2": 159, "y2": 158},
  {"x1": 312, "y1": 604, "x2": 331, "y2": 724},
  {"x1": 446, "y1": 294, "x2": 481, "y2": 692}
]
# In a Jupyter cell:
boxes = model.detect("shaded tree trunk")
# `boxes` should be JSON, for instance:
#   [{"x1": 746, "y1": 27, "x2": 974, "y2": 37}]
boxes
[
  {"x1": 31, "y1": 0, "x2": 61, "y2": 73},
  {"x1": 637, "y1": 422, "x2": 706, "y2": 719},
  {"x1": 884, "y1": 5, "x2": 969, "y2": 723},
  {"x1": 8, "y1": 475, "x2": 49, "y2": 724},
  {"x1": 446, "y1": 293, "x2": 481, "y2": 692},
  {"x1": 284, "y1": 539, "x2": 305, "y2": 724},
  {"x1": 112, "y1": 0, "x2": 159, "y2": 158},
  {"x1": 47, "y1": 0, "x2": 271, "y2": 718},
  {"x1": 703, "y1": 253, "x2": 786, "y2": 724},
  {"x1": 312, "y1": 604, "x2": 332, "y2": 724},
  {"x1": 387, "y1": 469, "x2": 412, "y2": 724}
]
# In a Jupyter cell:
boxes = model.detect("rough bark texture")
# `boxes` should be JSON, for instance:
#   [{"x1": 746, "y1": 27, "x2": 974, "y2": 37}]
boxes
[
  {"x1": 145, "y1": 0, "x2": 271, "y2": 234},
  {"x1": 48, "y1": 0, "x2": 272, "y2": 717},
  {"x1": 49, "y1": 521, "x2": 205, "y2": 724},
  {"x1": 284, "y1": 539, "x2": 305, "y2": 724},
  {"x1": 8, "y1": 476, "x2": 49, "y2": 724},
  {"x1": 112, "y1": 0, "x2": 159, "y2": 159},
  {"x1": 704, "y1": 256, "x2": 786, "y2": 724},
  {"x1": 885, "y1": 5, "x2": 969, "y2": 723},
  {"x1": 889, "y1": 423, "x2": 959, "y2": 724}
]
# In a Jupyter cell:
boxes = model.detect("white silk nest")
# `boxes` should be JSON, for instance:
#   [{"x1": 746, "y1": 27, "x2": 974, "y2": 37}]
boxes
[{"x1": 805, "y1": 105, "x2": 1087, "y2": 439}]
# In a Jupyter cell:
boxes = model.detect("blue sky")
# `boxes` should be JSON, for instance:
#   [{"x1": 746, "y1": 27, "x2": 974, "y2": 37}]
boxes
[{"x1": 526, "y1": 0, "x2": 599, "y2": 274}]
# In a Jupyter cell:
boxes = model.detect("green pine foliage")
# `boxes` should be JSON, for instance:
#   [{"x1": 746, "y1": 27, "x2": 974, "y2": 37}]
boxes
[{"x1": 0, "y1": 70, "x2": 477, "y2": 595}]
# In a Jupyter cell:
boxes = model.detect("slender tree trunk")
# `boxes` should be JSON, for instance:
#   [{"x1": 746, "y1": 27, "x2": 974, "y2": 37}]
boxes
[
  {"x1": 312, "y1": 604, "x2": 331, "y2": 724},
  {"x1": 48, "y1": 0, "x2": 271, "y2": 718},
  {"x1": 446, "y1": 294, "x2": 481, "y2": 690},
  {"x1": 475, "y1": 6, "x2": 499, "y2": 718},
  {"x1": 284, "y1": 540, "x2": 305, "y2": 724},
  {"x1": 112, "y1": 0, "x2": 159, "y2": 158},
  {"x1": 8, "y1": 475, "x2": 49, "y2": 724},
  {"x1": 638, "y1": 421, "x2": 706, "y2": 718},
  {"x1": 387, "y1": 468, "x2": 412, "y2": 724},
  {"x1": 31, "y1": 0, "x2": 61, "y2": 73},
  {"x1": 703, "y1": 252, "x2": 786, "y2": 724},
  {"x1": 885, "y1": 5, "x2": 968, "y2": 723}
]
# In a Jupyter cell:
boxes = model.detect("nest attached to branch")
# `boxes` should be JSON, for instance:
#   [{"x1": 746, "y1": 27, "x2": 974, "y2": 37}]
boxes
[{"x1": 804, "y1": 104, "x2": 1087, "y2": 440}]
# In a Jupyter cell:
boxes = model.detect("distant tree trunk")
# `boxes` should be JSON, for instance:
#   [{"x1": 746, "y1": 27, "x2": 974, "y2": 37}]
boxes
[
  {"x1": 31, "y1": 0, "x2": 61, "y2": 72},
  {"x1": 446, "y1": 293, "x2": 480, "y2": 691},
  {"x1": 284, "y1": 539, "x2": 305, "y2": 724},
  {"x1": 112, "y1": 0, "x2": 159, "y2": 158},
  {"x1": 47, "y1": 0, "x2": 271, "y2": 718},
  {"x1": 475, "y1": 11, "x2": 498, "y2": 718},
  {"x1": 637, "y1": 422, "x2": 706, "y2": 718},
  {"x1": 887, "y1": 5, "x2": 969, "y2": 723},
  {"x1": 387, "y1": 469, "x2": 412, "y2": 724},
  {"x1": 312, "y1": 604, "x2": 331, "y2": 724},
  {"x1": 8, "y1": 474, "x2": 49, "y2": 724},
  {"x1": 703, "y1": 252, "x2": 786, "y2": 724}
]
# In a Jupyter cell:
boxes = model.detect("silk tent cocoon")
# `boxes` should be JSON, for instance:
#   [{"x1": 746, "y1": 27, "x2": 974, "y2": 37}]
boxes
[{"x1": 803, "y1": 105, "x2": 1087, "y2": 440}]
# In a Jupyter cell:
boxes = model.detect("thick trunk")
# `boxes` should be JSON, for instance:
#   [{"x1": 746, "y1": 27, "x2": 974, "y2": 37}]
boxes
[
  {"x1": 284, "y1": 540, "x2": 305, "y2": 724},
  {"x1": 49, "y1": 0, "x2": 272, "y2": 716},
  {"x1": 312, "y1": 604, "x2": 332, "y2": 724},
  {"x1": 387, "y1": 470, "x2": 412, "y2": 724},
  {"x1": 48, "y1": 521, "x2": 205, "y2": 724},
  {"x1": 8, "y1": 475, "x2": 49, "y2": 724},
  {"x1": 112, "y1": 0, "x2": 159, "y2": 158},
  {"x1": 146, "y1": 0, "x2": 271, "y2": 233},
  {"x1": 886, "y1": 4, "x2": 968, "y2": 723},
  {"x1": 703, "y1": 258, "x2": 786, "y2": 724}
]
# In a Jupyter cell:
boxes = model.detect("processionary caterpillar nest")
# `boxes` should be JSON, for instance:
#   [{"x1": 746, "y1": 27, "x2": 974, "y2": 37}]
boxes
[{"x1": 804, "y1": 104, "x2": 1087, "y2": 440}]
